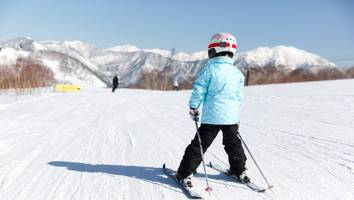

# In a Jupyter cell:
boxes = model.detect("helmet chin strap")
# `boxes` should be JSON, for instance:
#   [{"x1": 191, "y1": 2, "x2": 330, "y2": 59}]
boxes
[
  {"x1": 208, "y1": 48, "x2": 217, "y2": 58},
  {"x1": 208, "y1": 49, "x2": 234, "y2": 59}
]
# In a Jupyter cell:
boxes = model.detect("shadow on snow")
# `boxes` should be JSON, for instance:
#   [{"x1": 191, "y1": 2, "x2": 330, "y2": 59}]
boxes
[
  {"x1": 48, "y1": 161, "x2": 247, "y2": 192},
  {"x1": 48, "y1": 161, "x2": 182, "y2": 192}
]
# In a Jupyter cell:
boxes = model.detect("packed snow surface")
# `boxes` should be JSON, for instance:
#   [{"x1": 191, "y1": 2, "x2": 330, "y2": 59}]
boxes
[{"x1": 0, "y1": 79, "x2": 353, "y2": 200}]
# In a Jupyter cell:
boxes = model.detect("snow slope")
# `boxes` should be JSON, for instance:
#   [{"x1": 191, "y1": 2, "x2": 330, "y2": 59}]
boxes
[
  {"x1": 0, "y1": 79, "x2": 353, "y2": 200},
  {"x1": 0, "y1": 48, "x2": 29, "y2": 65}
]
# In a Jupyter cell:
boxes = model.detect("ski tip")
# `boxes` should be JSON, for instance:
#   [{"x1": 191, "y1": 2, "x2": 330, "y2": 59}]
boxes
[
  {"x1": 257, "y1": 185, "x2": 273, "y2": 193},
  {"x1": 258, "y1": 189, "x2": 267, "y2": 193}
]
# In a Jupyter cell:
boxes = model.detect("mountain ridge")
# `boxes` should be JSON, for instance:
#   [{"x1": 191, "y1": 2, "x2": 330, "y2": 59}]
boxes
[{"x1": 0, "y1": 37, "x2": 338, "y2": 88}]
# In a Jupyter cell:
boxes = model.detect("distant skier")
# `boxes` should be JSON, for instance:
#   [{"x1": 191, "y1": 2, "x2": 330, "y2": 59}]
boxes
[
  {"x1": 112, "y1": 75, "x2": 119, "y2": 92},
  {"x1": 176, "y1": 33, "x2": 249, "y2": 189},
  {"x1": 173, "y1": 76, "x2": 179, "y2": 91}
]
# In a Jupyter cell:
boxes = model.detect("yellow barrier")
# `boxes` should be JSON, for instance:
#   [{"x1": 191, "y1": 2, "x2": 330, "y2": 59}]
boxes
[{"x1": 55, "y1": 84, "x2": 81, "y2": 92}]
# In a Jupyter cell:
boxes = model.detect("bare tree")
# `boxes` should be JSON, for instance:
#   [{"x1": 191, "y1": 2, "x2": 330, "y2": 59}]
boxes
[{"x1": 0, "y1": 57, "x2": 55, "y2": 94}]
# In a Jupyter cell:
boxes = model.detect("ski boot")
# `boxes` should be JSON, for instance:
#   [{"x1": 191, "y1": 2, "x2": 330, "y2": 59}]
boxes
[
  {"x1": 238, "y1": 170, "x2": 251, "y2": 183},
  {"x1": 228, "y1": 169, "x2": 251, "y2": 183},
  {"x1": 176, "y1": 174, "x2": 194, "y2": 189}
]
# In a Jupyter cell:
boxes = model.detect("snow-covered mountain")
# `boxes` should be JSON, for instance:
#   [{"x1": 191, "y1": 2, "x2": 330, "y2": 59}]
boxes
[
  {"x1": 108, "y1": 45, "x2": 140, "y2": 53},
  {"x1": 0, "y1": 38, "x2": 109, "y2": 87},
  {"x1": 0, "y1": 47, "x2": 29, "y2": 66},
  {"x1": 236, "y1": 46, "x2": 336, "y2": 72},
  {"x1": 0, "y1": 37, "x2": 337, "y2": 88},
  {"x1": 108, "y1": 45, "x2": 207, "y2": 61},
  {"x1": 0, "y1": 37, "x2": 47, "y2": 51}
]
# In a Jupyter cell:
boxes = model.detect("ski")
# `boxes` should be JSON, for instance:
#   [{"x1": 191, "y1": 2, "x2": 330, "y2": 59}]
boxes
[
  {"x1": 162, "y1": 164, "x2": 203, "y2": 199},
  {"x1": 208, "y1": 162, "x2": 266, "y2": 193}
]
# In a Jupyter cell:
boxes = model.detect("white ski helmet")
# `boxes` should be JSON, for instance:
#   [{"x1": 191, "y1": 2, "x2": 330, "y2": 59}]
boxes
[{"x1": 208, "y1": 33, "x2": 237, "y2": 58}]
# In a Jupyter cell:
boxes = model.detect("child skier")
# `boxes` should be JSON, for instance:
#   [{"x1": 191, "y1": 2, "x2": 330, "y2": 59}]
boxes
[{"x1": 176, "y1": 33, "x2": 249, "y2": 189}]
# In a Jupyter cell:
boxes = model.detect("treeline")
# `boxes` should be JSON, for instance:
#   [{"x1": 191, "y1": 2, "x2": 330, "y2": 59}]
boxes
[
  {"x1": 128, "y1": 65, "x2": 354, "y2": 90},
  {"x1": 2, "y1": 57, "x2": 351, "y2": 92},
  {"x1": 0, "y1": 58, "x2": 55, "y2": 94},
  {"x1": 128, "y1": 69, "x2": 194, "y2": 90},
  {"x1": 345, "y1": 66, "x2": 354, "y2": 78},
  {"x1": 245, "y1": 66, "x2": 354, "y2": 85}
]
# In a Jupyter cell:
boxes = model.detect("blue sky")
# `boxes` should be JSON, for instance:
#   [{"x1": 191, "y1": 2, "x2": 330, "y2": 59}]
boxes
[{"x1": 0, "y1": 0, "x2": 353, "y2": 66}]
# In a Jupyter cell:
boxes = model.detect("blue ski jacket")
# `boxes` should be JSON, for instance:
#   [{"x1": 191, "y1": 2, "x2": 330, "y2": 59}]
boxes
[{"x1": 189, "y1": 56, "x2": 244, "y2": 125}]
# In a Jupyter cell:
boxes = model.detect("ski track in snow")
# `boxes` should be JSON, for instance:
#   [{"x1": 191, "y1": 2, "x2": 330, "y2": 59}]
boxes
[{"x1": 0, "y1": 79, "x2": 354, "y2": 200}]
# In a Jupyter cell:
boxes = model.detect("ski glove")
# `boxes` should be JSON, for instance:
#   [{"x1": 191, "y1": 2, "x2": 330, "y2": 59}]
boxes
[{"x1": 189, "y1": 108, "x2": 200, "y2": 122}]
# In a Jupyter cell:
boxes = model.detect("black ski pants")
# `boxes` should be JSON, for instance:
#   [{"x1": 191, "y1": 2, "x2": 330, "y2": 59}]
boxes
[{"x1": 177, "y1": 124, "x2": 246, "y2": 179}]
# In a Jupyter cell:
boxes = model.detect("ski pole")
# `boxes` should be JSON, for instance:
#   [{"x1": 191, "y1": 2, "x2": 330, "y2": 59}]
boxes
[
  {"x1": 237, "y1": 133, "x2": 274, "y2": 190},
  {"x1": 194, "y1": 118, "x2": 212, "y2": 195}
]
